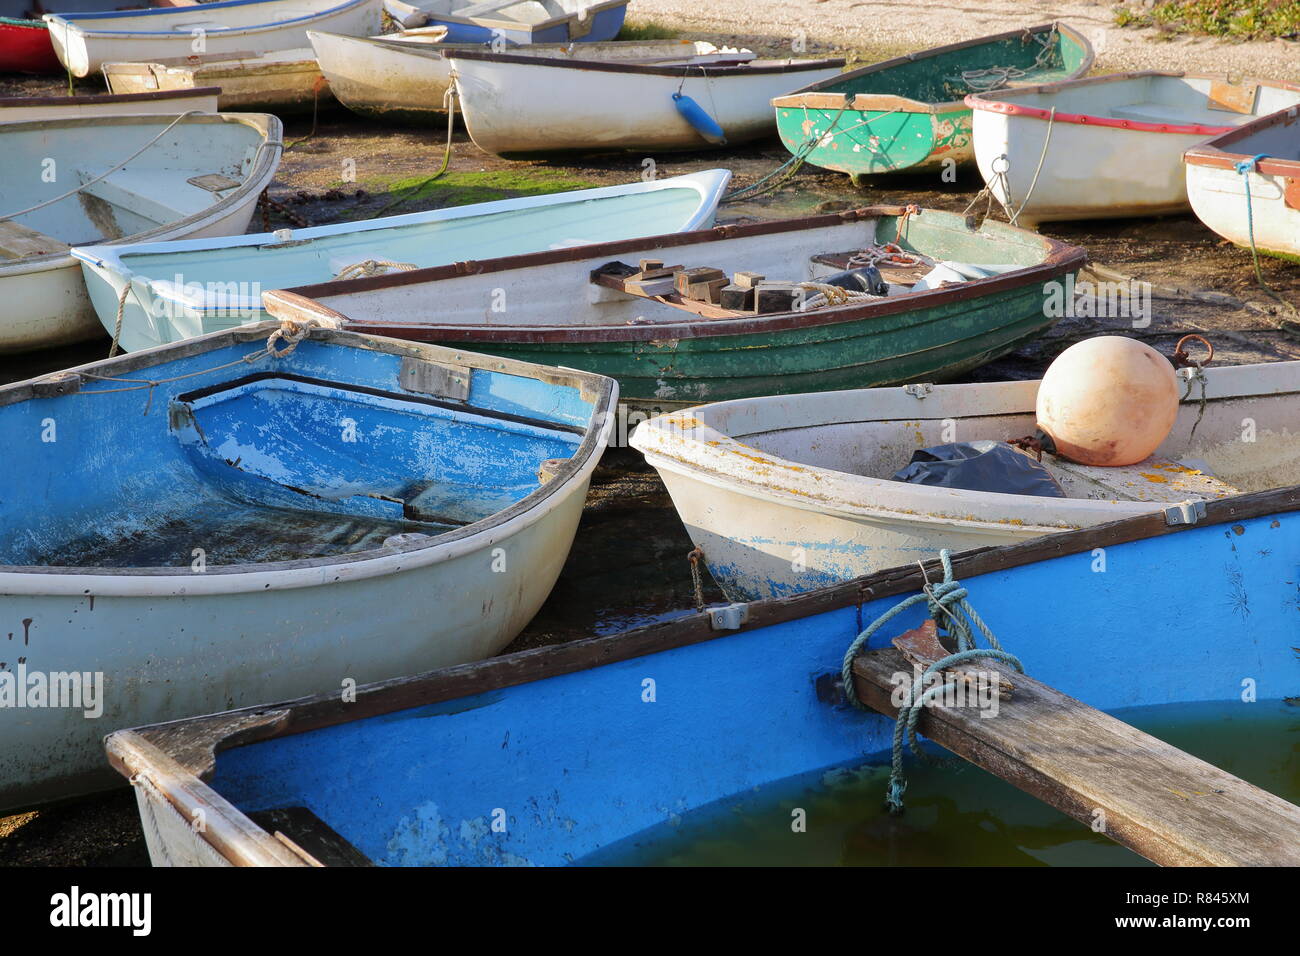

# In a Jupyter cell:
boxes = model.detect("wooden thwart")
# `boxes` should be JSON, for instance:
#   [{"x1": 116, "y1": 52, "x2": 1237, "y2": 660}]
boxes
[{"x1": 852, "y1": 647, "x2": 1300, "y2": 866}]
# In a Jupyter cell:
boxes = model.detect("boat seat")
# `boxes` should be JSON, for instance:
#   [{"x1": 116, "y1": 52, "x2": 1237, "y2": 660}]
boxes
[
  {"x1": 454, "y1": 0, "x2": 540, "y2": 16},
  {"x1": 0, "y1": 219, "x2": 71, "y2": 260},
  {"x1": 1045, "y1": 455, "x2": 1239, "y2": 504},
  {"x1": 77, "y1": 166, "x2": 232, "y2": 226}
]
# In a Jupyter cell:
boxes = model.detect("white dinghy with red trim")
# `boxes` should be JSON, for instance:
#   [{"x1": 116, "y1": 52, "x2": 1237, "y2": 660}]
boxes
[{"x1": 967, "y1": 72, "x2": 1300, "y2": 226}]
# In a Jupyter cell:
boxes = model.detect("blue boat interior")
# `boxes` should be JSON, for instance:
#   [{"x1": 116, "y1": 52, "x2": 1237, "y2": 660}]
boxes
[
  {"x1": 202, "y1": 510, "x2": 1300, "y2": 865},
  {"x1": 2, "y1": 335, "x2": 592, "y2": 568}
]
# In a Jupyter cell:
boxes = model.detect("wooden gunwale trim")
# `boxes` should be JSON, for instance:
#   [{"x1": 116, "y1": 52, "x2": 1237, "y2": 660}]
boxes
[
  {"x1": 771, "y1": 91, "x2": 945, "y2": 114},
  {"x1": 106, "y1": 730, "x2": 308, "y2": 867},
  {"x1": 126, "y1": 485, "x2": 1300, "y2": 781},
  {"x1": 1183, "y1": 105, "x2": 1300, "y2": 175},
  {"x1": 774, "y1": 21, "x2": 1092, "y2": 101},
  {"x1": 0, "y1": 86, "x2": 223, "y2": 108},
  {"x1": 268, "y1": 208, "x2": 1087, "y2": 344},
  {"x1": 968, "y1": 71, "x2": 1300, "y2": 137},
  {"x1": 0, "y1": 323, "x2": 617, "y2": 578},
  {"x1": 442, "y1": 48, "x2": 845, "y2": 76}
]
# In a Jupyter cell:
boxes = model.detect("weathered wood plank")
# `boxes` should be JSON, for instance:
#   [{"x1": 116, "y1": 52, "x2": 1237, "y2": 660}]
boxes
[
  {"x1": 852, "y1": 648, "x2": 1300, "y2": 867},
  {"x1": 0, "y1": 219, "x2": 70, "y2": 260}
]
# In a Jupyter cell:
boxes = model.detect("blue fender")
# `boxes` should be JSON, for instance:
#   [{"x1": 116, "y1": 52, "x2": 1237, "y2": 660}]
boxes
[{"x1": 672, "y1": 92, "x2": 726, "y2": 145}]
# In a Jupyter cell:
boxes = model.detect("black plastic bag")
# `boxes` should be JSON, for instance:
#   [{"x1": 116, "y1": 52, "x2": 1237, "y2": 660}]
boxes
[{"x1": 890, "y1": 441, "x2": 1066, "y2": 498}]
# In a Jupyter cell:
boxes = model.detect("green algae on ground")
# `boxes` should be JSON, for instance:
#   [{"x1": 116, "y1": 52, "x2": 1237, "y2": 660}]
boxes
[
  {"x1": 1114, "y1": 0, "x2": 1300, "y2": 41},
  {"x1": 361, "y1": 168, "x2": 600, "y2": 214}
]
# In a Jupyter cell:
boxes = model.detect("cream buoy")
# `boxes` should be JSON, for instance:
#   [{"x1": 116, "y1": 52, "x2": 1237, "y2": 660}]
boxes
[{"x1": 1035, "y1": 336, "x2": 1179, "y2": 467}]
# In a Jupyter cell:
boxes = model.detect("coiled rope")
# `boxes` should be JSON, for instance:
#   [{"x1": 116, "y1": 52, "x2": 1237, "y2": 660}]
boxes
[
  {"x1": 841, "y1": 549, "x2": 1024, "y2": 813},
  {"x1": 334, "y1": 259, "x2": 418, "y2": 281}
]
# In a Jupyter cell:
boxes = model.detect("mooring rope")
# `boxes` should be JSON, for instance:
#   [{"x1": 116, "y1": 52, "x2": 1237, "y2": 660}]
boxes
[
  {"x1": 1233, "y1": 153, "x2": 1297, "y2": 317},
  {"x1": 721, "y1": 101, "x2": 851, "y2": 203},
  {"x1": 333, "y1": 258, "x2": 418, "y2": 280},
  {"x1": 841, "y1": 549, "x2": 1024, "y2": 813}
]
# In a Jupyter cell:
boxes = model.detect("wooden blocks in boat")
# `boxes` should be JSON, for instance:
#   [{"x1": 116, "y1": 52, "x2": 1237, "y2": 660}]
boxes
[
  {"x1": 753, "y1": 281, "x2": 802, "y2": 314},
  {"x1": 675, "y1": 266, "x2": 728, "y2": 304}
]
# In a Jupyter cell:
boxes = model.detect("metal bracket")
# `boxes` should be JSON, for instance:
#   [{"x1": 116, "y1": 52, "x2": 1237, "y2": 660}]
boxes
[
  {"x1": 903, "y1": 383, "x2": 933, "y2": 399},
  {"x1": 1164, "y1": 499, "x2": 1206, "y2": 526},
  {"x1": 707, "y1": 602, "x2": 749, "y2": 631}
]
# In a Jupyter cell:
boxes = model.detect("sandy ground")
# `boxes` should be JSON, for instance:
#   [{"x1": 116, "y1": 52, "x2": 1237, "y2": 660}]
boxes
[{"x1": 2, "y1": 2, "x2": 1299, "y2": 865}]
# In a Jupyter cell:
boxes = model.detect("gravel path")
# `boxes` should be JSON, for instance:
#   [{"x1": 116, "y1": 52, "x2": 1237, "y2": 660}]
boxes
[{"x1": 629, "y1": 0, "x2": 1300, "y2": 80}]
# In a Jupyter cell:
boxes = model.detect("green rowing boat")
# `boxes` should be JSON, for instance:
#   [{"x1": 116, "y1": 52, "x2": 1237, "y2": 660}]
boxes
[
  {"x1": 263, "y1": 206, "x2": 1087, "y2": 417},
  {"x1": 772, "y1": 23, "x2": 1094, "y2": 184}
]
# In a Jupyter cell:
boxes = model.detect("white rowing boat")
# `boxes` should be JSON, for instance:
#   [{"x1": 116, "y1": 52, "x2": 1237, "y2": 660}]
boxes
[
  {"x1": 968, "y1": 72, "x2": 1300, "y2": 226},
  {"x1": 631, "y1": 360, "x2": 1300, "y2": 599},
  {"x1": 0, "y1": 112, "x2": 281, "y2": 353},
  {"x1": 448, "y1": 46, "x2": 845, "y2": 156},
  {"x1": 1185, "y1": 104, "x2": 1300, "y2": 261},
  {"x1": 309, "y1": 30, "x2": 756, "y2": 126},
  {"x1": 103, "y1": 48, "x2": 328, "y2": 113},
  {"x1": 73, "y1": 170, "x2": 729, "y2": 352},
  {"x1": 44, "y1": 0, "x2": 381, "y2": 78},
  {"x1": 0, "y1": 85, "x2": 219, "y2": 122}
]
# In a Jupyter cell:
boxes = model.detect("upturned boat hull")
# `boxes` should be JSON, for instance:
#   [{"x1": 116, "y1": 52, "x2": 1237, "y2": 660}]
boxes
[
  {"x1": 772, "y1": 23, "x2": 1093, "y2": 181},
  {"x1": 104, "y1": 486, "x2": 1300, "y2": 865},
  {"x1": 1185, "y1": 104, "x2": 1300, "y2": 261},
  {"x1": 969, "y1": 72, "x2": 1300, "y2": 226},
  {"x1": 632, "y1": 361, "x2": 1300, "y2": 600},
  {"x1": 0, "y1": 323, "x2": 616, "y2": 811},
  {"x1": 0, "y1": 17, "x2": 63, "y2": 73},
  {"x1": 449, "y1": 48, "x2": 844, "y2": 156}
]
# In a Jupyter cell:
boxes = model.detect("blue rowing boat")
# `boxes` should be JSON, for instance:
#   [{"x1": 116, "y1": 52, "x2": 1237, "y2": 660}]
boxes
[
  {"x1": 106, "y1": 484, "x2": 1300, "y2": 865},
  {"x1": 0, "y1": 321, "x2": 616, "y2": 811}
]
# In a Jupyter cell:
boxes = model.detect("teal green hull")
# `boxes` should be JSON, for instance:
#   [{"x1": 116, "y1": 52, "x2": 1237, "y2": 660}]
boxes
[
  {"x1": 444, "y1": 281, "x2": 1059, "y2": 413},
  {"x1": 773, "y1": 23, "x2": 1094, "y2": 178}
]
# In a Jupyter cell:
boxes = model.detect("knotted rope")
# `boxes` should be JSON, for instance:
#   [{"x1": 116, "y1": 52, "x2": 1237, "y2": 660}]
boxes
[
  {"x1": 841, "y1": 549, "x2": 1024, "y2": 813},
  {"x1": 796, "y1": 281, "x2": 881, "y2": 310},
  {"x1": 333, "y1": 259, "x2": 418, "y2": 281}
]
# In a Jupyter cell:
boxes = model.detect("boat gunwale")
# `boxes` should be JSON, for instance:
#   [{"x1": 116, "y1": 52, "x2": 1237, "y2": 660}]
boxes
[
  {"x1": 0, "y1": 322, "x2": 618, "y2": 588},
  {"x1": 0, "y1": 84, "x2": 223, "y2": 108},
  {"x1": 1183, "y1": 103, "x2": 1300, "y2": 176},
  {"x1": 443, "y1": 47, "x2": 845, "y2": 77},
  {"x1": 102, "y1": 480, "x2": 1300, "y2": 866},
  {"x1": 0, "y1": 111, "x2": 282, "y2": 276},
  {"x1": 263, "y1": 206, "x2": 1087, "y2": 344},
  {"x1": 770, "y1": 20, "x2": 1093, "y2": 112},
  {"x1": 967, "y1": 70, "x2": 1300, "y2": 137}
]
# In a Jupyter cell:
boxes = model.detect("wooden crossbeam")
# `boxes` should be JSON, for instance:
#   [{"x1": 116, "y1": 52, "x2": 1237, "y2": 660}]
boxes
[{"x1": 852, "y1": 648, "x2": 1300, "y2": 866}]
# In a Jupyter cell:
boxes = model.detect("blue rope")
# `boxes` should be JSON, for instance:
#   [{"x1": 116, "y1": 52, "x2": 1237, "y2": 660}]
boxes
[
  {"x1": 1232, "y1": 153, "x2": 1292, "y2": 311},
  {"x1": 842, "y1": 549, "x2": 1025, "y2": 813}
]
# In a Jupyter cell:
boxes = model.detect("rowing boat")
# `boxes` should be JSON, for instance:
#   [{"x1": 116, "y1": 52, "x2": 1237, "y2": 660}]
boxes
[
  {"x1": 73, "y1": 170, "x2": 730, "y2": 352},
  {"x1": 103, "y1": 484, "x2": 1300, "y2": 865},
  {"x1": 44, "y1": 0, "x2": 381, "y2": 78},
  {"x1": 103, "y1": 48, "x2": 328, "y2": 113},
  {"x1": 0, "y1": 111, "x2": 281, "y2": 354},
  {"x1": 771, "y1": 23, "x2": 1093, "y2": 184},
  {"x1": 969, "y1": 72, "x2": 1300, "y2": 226},
  {"x1": 309, "y1": 31, "x2": 756, "y2": 126},
  {"x1": 258, "y1": 206, "x2": 1086, "y2": 414},
  {"x1": 0, "y1": 86, "x2": 220, "y2": 122},
  {"x1": 382, "y1": 0, "x2": 626, "y2": 44},
  {"x1": 1185, "y1": 104, "x2": 1300, "y2": 261},
  {"x1": 0, "y1": 320, "x2": 616, "y2": 811},
  {"x1": 0, "y1": 15, "x2": 62, "y2": 73},
  {"x1": 448, "y1": 46, "x2": 844, "y2": 156},
  {"x1": 631, "y1": 360, "x2": 1300, "y2": 600}
]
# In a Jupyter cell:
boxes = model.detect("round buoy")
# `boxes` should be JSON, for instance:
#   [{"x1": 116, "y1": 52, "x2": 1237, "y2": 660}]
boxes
[{"x1": 1036, "y1": 336, "x2": 1179, "y2": 467}]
